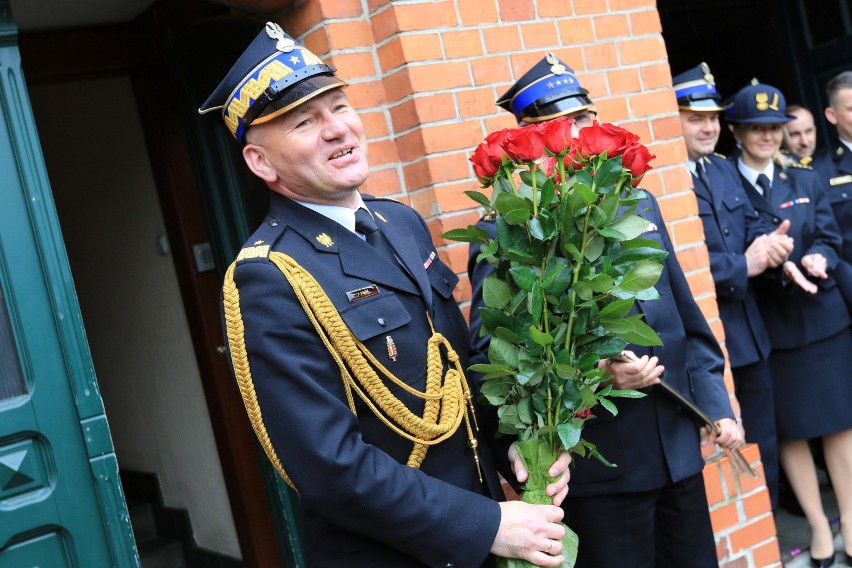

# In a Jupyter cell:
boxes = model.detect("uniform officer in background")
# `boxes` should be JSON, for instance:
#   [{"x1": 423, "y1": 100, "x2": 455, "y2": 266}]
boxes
[
  {"x1": 201, "y1": 23, "x2": 571, "y2": 568},
  {"x1": 673, "y1": 63, "x2": 794, "y2": 510},
  {"x1": 813, "y1": 70, "x2": 852, "y2": 303},
  {"x1": 727, "y1": 81, "x2": 852, "y2": 567},
  {"x1": 468, "y1": 53, "x2": 742, "y2": 568},
  {"x1": 783, "y1": 105, "x2": 818, "y2": 165}
]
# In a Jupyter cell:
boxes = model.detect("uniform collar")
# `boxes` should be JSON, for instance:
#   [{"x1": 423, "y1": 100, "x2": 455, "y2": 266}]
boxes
[
  {"x1": 737, "y1": 159, "x2": 774, "y2": 194},
  {"x1": 294, "y1": 193, "x2": 365, "y2": 235}
]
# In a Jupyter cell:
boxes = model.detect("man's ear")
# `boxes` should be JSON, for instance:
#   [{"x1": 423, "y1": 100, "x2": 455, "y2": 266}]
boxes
[
  {"x1": 243, "y1": 144, "x2": 277, "y2": 183},
  {"x1": 825, "y1": 106, "x2": 838, "y2": 127}
]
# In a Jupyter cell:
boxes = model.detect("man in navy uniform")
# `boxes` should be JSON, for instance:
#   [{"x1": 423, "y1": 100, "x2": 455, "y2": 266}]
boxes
[
  {"x1": 201, "y1": 22, "x2": 571, "y2": 568},
  {"x1": 783, "y1": 104, "x2": 818, "y2": 165},
  {"x1": 673, "y1": 63, "x2": 795, "y2": 509},
  {"x1": 468, "y1": 54, "x2": 743, "y2": 567},
  {"x1": 813, "y1": 71, "x2": 852, "y2": 306}
]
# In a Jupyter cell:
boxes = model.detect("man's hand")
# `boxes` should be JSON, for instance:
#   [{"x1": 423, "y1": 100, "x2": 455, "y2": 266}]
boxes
[
  {"x1": 783, "y1": 260, "x2": 818, "y2": 293},
  {"x1": 765, "y1": 219, "x2": 794, "y2": 267},
  {"x1": 699, "y1": 417, "x2": 743, "y2": 450},
  {"x1": 508, "y1": 443, "x2": 571, "y2": 506},
  {"x1": 597, "y1": 349, "x2": 664, "y2": 390},
  {"x1": 801, "y1": 253, "x2": 829, "y2": 279},
  {"x1": 491, "y1": 501, "x2": 567, "y2": 566}
]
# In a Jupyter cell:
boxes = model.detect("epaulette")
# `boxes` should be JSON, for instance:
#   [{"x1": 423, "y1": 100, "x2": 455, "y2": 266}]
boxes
[
  {"x1": 799, "y1": 155, "x2": 813, "y2": 166},
  {"x1": 788, "y1": 160, "x2": 813, "y2": 170},
  {"x1": 712, "y1": 152, "x2": 727, "y2": 159},
  {"x1": 235, "y1": 218, "x2": 286, "y2": 263},
  {"x1": 364, "y1": 195, "x2": 403, "y2": 205}
]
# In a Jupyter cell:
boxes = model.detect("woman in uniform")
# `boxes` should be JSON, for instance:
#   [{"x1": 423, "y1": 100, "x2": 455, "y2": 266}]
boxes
[{"x1": 727, "y1": 81, "x2": 852, "y2": 568}]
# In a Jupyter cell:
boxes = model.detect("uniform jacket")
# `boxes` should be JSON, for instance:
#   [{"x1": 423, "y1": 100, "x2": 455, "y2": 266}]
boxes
[
  {"x1": 812, "y1": 144, "x2": 852, "y2": 307},
  {"x1": 813, "y1": 144, "x2": 852, "y2": 263},
  {"x1": 692, "y1": 154, "x2": 773, "y2": 368},
  {"x1": 468, "y1": 193, "x2": 733, "y2": 496},
  {"x1": 224, "y1": 193, "x2": 506, "y2": 568},
  {"x1": 736, "y1": 164, "x2": 851, "y2": 349}
]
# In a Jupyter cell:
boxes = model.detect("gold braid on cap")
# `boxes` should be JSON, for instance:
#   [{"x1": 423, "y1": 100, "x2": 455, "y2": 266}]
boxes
[{"x1": 222, "y1": 252, "x2": 482, "y2": 491}]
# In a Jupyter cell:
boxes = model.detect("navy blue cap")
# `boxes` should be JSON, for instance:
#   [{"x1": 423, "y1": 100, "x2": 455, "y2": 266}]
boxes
[
  {"x1": 726, "y1": 80, "x2": 796, "y2": 124},
  {"x1": 496, "y1": 53, "x2": 594, "y2": 124},
  {"x1": 198, "y1": 22, "x2": 347, "y2": 144},
  {"x1": 673, "y1": 62, "x2": 726, "y2": 112}
]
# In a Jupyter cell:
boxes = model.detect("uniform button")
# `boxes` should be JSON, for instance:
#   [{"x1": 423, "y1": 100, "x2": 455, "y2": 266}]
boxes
[
  {"x1": 843, "y1": 192, "x2": 849, "y2": 198},
  {"x1": 723, "y1": 228, "x2": 730, "y2": 235},
  {"x1": 773, "y1": 217, "x2": 780, "y2": 224},
  {"x1": 734, "y1": 197, "x2": 740, "y2": 202},
  {"x1": 378, "y1": 318, "x2": 387, "y2": 326},
  {"x1": 270, "y1": 221, "x2": 279, "y2": 227},
  {"x1": 729, "y1": 286, "x2": 736, "y2": 294}
]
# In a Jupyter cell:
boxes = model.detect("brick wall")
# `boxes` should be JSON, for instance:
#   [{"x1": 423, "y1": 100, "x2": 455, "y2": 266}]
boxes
[{"x1": 285, "y1": 1, "x2": 779, "y2": 565}]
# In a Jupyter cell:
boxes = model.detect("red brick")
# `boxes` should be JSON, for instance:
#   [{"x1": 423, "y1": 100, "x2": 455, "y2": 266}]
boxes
[
  {"x1": 752, "y1": 539, "x2": 782, "y2": 567},
  {"x1": 458, "y1": 87, "x2": 500, "y2": 119},
  {"x1": 422, "y1": 121, "x2": 484, "y2": 154},
  {"x1": 580, "y1": 71, "x2": 607, "y2": 100},
  {"x1": 318, "y1": 0, "x2": 363, "y2": 18},
  {"x1": 641, "y1": 62, "x2": 674, "y2": 90},
  {"x1": 498, "y1": 0, "x2": 535, "y2": 21},
  {"x1": 538, "y1": 0, "x2": 573, "y2": 17},
  {"x1": 521, "y1": 21, "x2": 560, "y2": 48},
  {"x1": 288, "y1": 2, "x2": 323, "y2": 38},
  {"x1": 326, "y1": 51, "x2": 376, "y2": 79},
  {"x1": 443, "y1": 30, "x2": 484, "y2": 59},
  {"x1": 459, "y1": 0, "x2": 499, "y2": 25},
  {"x1": 367, "y1": 138, "x2": 400, "y2": 167},
  {"x1": 325, "y1": 20, "x2": 375, "y2": 50},
  {"x1": 703, "y1": 462, "x2": 725, "y2": 505},
  {"x1": 473, "y1": 55, "x2": 514, "y2": 86},
  {"x1": 454, "y1": 272, "x2": 472, "y2": 304},
  {"x1": 710, "y1": 502, "x2": 739, "y2": 533},
  {"x1": 408, "y1": 187, "x2": 439, "y2": 219},
  {"x1": 403, "y1": 153, "x2": 472, "y2": 190},
  {"x1": 594, "y1": 14, "x2": 630, "y2": 40},
  {"x1": 411, "y1": 61, "x2": 472, "y2": 92},
  {"x1": 442, "y1": 241, "x2": 471, "y2": 274},
  {"x1": 584, "y1": 42, "x2": 618, "y2": 69},
  {"x1": 483, "y1": 25, "x2": 523, "y2": 54},
  {"x1": 395, "y1": 1, "x2": 458, "y2": 31},
  {"x1": 552, "y1": 46, "x2": 586, "y2": 71},
  {"x1": 652, "y1": 114, "x2": 685, "y2": 141},
  {"x1": 696, "y1": 293, "x2": 721, "y2": 321},
  {"x1": 573, "y1": 0, "x2": 608, "y2": 16},
  {"x1": 658, "y1": 190, "x2": 698, "y2": 220},
  {"x1": 359, "y1": 110, "x2": 390, "y2": 138},
  {"x1": 728, "y1": 516, "x2": 778, "y2": 553},
  {"x1": 435, "y1": 180, "x2": 483, "y2": 213},
  {"x1": 367, "y1": 0, "x2": 391, "y2": 12},
  {"x1": 395, "y1": 130, "x2": 426, "y2": 163},
  {"x1": 630, "y1": 10, "x2": 663, "y2": 35},
  {"x1": 302, "y1": 27, "x2": 330, "y2": 56},
  {"x1": 608, "y1": 67, "x2": 641, "y2": 95},
  {"x1": 661, "y1": 166, "x2": 694, "y2": 194},
  {"x1": 685, "y1": 270, "x2": 716, "y2": 298},
  {"x1": 362, "y1": 167, "x2": 403, "y2": 197},
  {"x1": 609, "y1": 0, "x2": 656, "y2": 9},
  {"x1": 557, "y1": 16, "x2": 594, "y2": 44},
  {"x1": 346, "y1": 79, "x2": 387, "y2": 109},
  {"x1": 629, "y1": 90, "x2": 678, "y2": 119},
  {"x1": 371, "y1": 7, "x2": 399, "y2": 42},
  {"x1": 383, "y1": 68, "x2": 414, "y2": 103},
  {"x1": 673, "y1": 244, "x2": 710, "y2": 272},
  {"x1": 648, "y1": 139, "x2": 689, "y2": 168},
  {"x1": 742, "y1": 490, "x2": 772, "y2": 520},
  {"x1": 619, "y1": 37, "x2": 668, "y2": 65}
]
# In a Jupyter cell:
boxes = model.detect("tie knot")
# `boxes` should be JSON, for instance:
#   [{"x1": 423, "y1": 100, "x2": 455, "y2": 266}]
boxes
[
  {"x1": 756, "y1": 173, "x2": 771, "y2": 193},
  {"x1": 354, "y1": 208, "x2": 379, "y2": 236}
]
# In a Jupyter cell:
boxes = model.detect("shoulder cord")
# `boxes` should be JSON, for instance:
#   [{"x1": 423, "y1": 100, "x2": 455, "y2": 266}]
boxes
[{"x1": 222, "y1": 252, "x2": 482, "y2": 491}]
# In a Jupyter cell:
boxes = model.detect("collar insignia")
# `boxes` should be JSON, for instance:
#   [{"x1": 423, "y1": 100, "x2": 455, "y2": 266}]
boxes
[
  {"x1": 316, "y1": 233, "x2": 334, "y2": 247},
  {"x1": 374, "y1": 211, "x2": 388, "y2": 223},
  {"x1": 779, "y1": 172, "x2": 788, "y2": 180}
]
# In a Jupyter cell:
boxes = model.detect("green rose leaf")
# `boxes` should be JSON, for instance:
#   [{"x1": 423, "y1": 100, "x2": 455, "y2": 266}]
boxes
[
  {"x1": 440, "y1": 225, "x2": 490, "y2": 243},
  {"x1": 594, "y1": 156, "x2": 623, "y2": 192},
  {"x1": 584, "y1": 234, "x2": 605, "y2": 261},
  {"x1": 529, "y1": 325, "x2": 554, "y2": 346},
  {"x1": 483, "y1": 276, "x2": 513, "y2": 309},
  {"x1": 557, "y1": 422, "x2": 582, "y2": 450},
  {"x1": 597, "y1": 298, "x2": 635, "y2": 318},
  {"x1": 510, "y1": 266, "x2": 539, "y2": 292},
  {"x1": 464, "y1": 190, "x2": 494, "y2": 209},
  {"x1": 619, "y1": 259, "x2": 663, "y2": 292},
  {"x1": 607, "y1": 214, "x2": 653, "y2": 241},
  {"x1": 488, "y1": 337, "x2": 519, "y2": 368}
]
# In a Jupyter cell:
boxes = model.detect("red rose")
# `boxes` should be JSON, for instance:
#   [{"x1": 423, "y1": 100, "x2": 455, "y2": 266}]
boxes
[
  {"x1": 574, "y1": 408, "x2": 591, "y2": 419},
  {"x1": 621, "y1": 143, "x2": 655, "y2": 186},
  {"x1": 537, "y1": 116, "x2": 576, "y2": 156},
  {"x1": 470, "y1": 129, "x2": 511, "y2": 181},
  {"x1": 577, "y1": 122, "x2": 638, "y2": 158},
  {"x1": 504, "y1": 127, "x2": 546, "y2": 163}
]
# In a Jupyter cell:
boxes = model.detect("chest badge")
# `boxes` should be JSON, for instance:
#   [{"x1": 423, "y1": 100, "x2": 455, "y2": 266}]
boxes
[
  {"x1": 346, "y1": 284, "x2": 380, "y2": 303},
  {"x1": 386, "y1": 335, "x2": 398, "y2": 362},
  {"x1": 316, "y1": 233, "x2": 334, "y2": 247}
]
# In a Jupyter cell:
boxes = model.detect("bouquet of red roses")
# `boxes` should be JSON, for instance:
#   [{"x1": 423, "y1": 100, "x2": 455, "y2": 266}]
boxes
[{"x1": 445, "y1": 118, "x2": 663, "y2": 567}]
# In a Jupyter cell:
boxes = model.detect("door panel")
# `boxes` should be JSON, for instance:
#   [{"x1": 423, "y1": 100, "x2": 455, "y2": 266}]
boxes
[{"x1": 0, "y1": 6, "x2": 137, "y2": 567}]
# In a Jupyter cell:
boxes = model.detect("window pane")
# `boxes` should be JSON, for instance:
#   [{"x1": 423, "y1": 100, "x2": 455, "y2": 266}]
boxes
[{"x1": 0, "y1": 284, "x2": 26, "y2": 400}]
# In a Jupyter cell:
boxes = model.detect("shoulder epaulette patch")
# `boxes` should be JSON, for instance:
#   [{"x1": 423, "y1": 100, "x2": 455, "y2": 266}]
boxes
[
  {"x1": 713, "y1": 152, "x2": 728, "y2": 159},
  {"x1": 236, "y1": 244, "x2": 270, "y2": 261},
  {"x1": 789, "y1": 161, "x2": 812, "y2": 170},
  {"x1": 800, "y1": 155, "x2": 813, "y2": 166}
]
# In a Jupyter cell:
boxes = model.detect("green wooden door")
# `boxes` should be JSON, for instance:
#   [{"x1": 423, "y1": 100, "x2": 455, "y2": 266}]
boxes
[{"x1": 0, "y1": 5, "x2": 138, "y2": 567}]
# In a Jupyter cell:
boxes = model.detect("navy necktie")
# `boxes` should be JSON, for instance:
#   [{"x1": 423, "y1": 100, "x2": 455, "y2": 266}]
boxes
[
  {"x1": 695, "y1": 163, "x2": 711, "y2": 191},
  {"x1": 355, "y1": 208, "x2": 401, "y2": 268},
  {"x1": 756, "y1": 173, "x2": 771, "y2": 198}
]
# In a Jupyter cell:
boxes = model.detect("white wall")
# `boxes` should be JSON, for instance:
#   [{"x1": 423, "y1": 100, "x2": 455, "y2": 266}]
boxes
[{"x1": 29, "y1": 76, "x2": 241, "y2": 559}]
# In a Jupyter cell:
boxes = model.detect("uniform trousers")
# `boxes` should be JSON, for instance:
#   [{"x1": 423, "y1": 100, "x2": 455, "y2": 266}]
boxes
[
  {"x1": 564, "y1": 472, "x2": 716, "y2": 568},
  {"x1": 732, "y1": 358, "x2": 779, "y2": 510}
]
